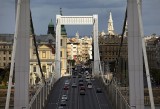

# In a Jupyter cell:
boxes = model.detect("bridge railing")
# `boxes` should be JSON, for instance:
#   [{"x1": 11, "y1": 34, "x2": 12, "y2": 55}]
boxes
[
  {"x1": 99, "y1": 77, "x2": 130, "y2": 109},
  {"x1": 28, "y1": 78, "x2": 55, "y2": 109}
]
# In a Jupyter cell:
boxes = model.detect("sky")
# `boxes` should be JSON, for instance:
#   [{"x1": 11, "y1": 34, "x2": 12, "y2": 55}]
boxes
[{"x1": 0, "y1": 0, "x2": 160, "y2": 37}]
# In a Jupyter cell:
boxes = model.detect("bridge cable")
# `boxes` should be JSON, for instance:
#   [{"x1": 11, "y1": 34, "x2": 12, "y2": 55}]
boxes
[
  {"x1": 30, "y1": 11, "x2": 46, "y2": 84},
  {"x1": 115, "y1": 7, "x2": 127, "y2": 80}
]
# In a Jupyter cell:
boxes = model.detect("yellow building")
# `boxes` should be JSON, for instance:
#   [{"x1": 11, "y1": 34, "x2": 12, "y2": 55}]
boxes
[
  {"x1": 29, "y1": 19, "x2": 56, "y2": 85},
  {"x1": 67, "y1": 33, "x2": 92, "y2": 65},
  {"x1": 29, "y1": 33, "x2": 56, "y2": 84}
]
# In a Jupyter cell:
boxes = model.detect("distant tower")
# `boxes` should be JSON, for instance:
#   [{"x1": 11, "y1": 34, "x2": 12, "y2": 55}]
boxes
[
  {"x1": 75, "y1": 31, "x2": 79, "y2": 39},
  {"x1": 107, "y1": 11, "x2": 115, "y2": 35},
  {"x1": 47, "y1": 19, "x2": 55, "y2": 36},
  {"x1": 100, "y1": 30, "x2": 106, "y2": 36}
]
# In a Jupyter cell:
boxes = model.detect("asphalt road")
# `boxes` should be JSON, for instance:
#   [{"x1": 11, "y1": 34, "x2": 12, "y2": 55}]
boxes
[{"x1": 45, "y1": 75, "x2": 112, "y2": 109}]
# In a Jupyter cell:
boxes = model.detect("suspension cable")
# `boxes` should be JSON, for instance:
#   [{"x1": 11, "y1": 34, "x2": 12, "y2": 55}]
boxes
[
  {"x1": 30, "y1": 11, "x2": 46, "y2": 84},
  {"x1": 117, "y1": 8, "x2": 127, "y2": 62},
  {"x1": 115, "y1": 8, "x2": 127, "y2": 76}
]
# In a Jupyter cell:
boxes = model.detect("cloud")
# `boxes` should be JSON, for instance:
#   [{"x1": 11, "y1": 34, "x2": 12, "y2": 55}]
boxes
[
  {"x1": 0, "y1": 0, "x2": 15, "y2": 34},
  {"x1": 30, "y1": 0, "x2": 126, "y2": 36},
  {"x1": 0, "y1": 0, "x2": 160, "y2": 36}
]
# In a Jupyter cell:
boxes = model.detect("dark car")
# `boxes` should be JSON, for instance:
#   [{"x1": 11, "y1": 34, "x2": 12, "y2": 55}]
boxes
[
  {"x1": 60, "y1": 100, "x2": 67, "y2": 106},
  {"x1": 79, "y1": 82, "x2": 84, "y2": 86},
  {"x1": 79, "y1": 78, "x2": 83, "y2": 82},
  {"x1": 80, "y1": 86, "x2": 85, "y2": 90},
  {"x1": 63, "y1": 85, "x2": 69, "y2": 90},
  {"x1": 96, "y1": 88, "x2": 102, "y2": 93},
  {"x1": 80, "y1": 90, "x2": 85, "y2": 95},
  {"x1": 78, "y1": 74, "x2": 82, "y2": 78}
]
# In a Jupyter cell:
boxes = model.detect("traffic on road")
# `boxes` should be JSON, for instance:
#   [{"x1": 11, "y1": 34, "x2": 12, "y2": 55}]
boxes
[{"x1": 45, "y1": 68, "x2": 112, "y2": 109}]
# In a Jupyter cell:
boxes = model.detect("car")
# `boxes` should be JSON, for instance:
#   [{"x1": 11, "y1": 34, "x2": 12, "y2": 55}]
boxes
[
  {"x1": 61, "y1": 95, "x2": 68, "y2": 101},
  {"x1": 72, "y1": 75, "x2": 76, "y2": 78},
  {"x1": 91, "y1": 77, "x2": 95, "y2": 81},
  {"x1": 85, "y1": 70, "x2": 89, "y2": 75},
  {"x1": 65, "y1": 80, "x2": 70, "y2": 85},
  {"x1": 80, "y1": 86, "x2": 85, "y2": 90},
  {"x1": 79, "y1": 78, "x2": 83, "y2": 82},
  {"x1": 79, "y1": 82, "x2": 84, "y2": 86},
  {"x1": 80, "y1": 90, "x2": 85, "y2": 95},
  {"x1": 87, "y1": 82, "x2": 92, "y2": 88},
  {"x1": 72, "y1": 83, "x2": 77, "y2": 87},
  {"x1": 78, "y1": 74, "x2": 82, "y2": 78},
  {"x1": 63, "y1": 85, "x2": 69, "y2": 90},
  {"x1": 85, "y1": 76, "x2": 90, "y2": 82},
  {"x1": 58, "y1": 106, "x2": 64, "y2": 109},
  {"x1": 60, "y1": 100, "x2": 67, "y2": 106},
  {"x1": 96, "y1": 88, "x2": 102, "y2": 93}
]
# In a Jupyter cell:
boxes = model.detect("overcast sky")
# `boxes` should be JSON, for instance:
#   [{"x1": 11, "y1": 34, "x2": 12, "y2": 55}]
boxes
[{"x1": 0, "y1": 0, "x2": 160, "y2": 36}]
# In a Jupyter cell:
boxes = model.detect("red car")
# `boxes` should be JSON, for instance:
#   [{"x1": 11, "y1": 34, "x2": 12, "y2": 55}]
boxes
[
  {"x1": 64, "y1": 85, "x2": 69, "y2": 90},
  {"x1": 80, "y1": 86, "x2": 85, "y2": 90}
]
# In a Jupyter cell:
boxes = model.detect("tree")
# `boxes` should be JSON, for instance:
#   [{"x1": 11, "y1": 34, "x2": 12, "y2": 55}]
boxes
[{"x1": 150, "y1": 68, "x2": 160, "y2": 85}]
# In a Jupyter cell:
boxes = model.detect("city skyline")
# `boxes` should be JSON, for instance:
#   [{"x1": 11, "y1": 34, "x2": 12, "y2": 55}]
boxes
[{"x1": 0, "y1": 0, "x2": 160, "y2": 36}]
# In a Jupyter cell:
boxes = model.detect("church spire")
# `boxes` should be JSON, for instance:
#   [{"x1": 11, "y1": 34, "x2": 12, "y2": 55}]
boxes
[
  {"x1": 60, "y1": 8, "x2": 62, "y2": 15},
  {"x1": 108, "y1": 11, "x2": 114, "y2": 35},
  {"x1": 47, "y1": 19, "x2": 55, "y2": 35}
]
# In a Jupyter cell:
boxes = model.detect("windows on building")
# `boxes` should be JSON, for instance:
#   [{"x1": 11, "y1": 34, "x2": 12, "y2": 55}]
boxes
[
  {"x1": 61, "y1": 51, "x2": 62, "y2": 57},
  {"x1": 61, "y1": 39, "x2": 62, "y2": 46},
  {"x1": 42, "y1": 65, "x2": 46, "y2": 72},
  {"x1": 33, "y1": 66, "x2": 36, "y2": 72},
  {"x1": 42, "y1": 51, "x2": 46, "y2": 58}
]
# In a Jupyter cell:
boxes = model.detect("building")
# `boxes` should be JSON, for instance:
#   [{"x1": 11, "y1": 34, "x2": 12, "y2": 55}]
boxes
[
  {"x1": 99, "y1": 12, "x2": 128, "y2": 64},
  {"x1": 60, "y1": 25, "x2": 68, "y2": 76},
  {"x1": 29, "y1": 34, "x2": 56, "y2": 85},
  {"x1": 0, "y1": 34, "x2": 13, "y2": 69},
  {"x1": 67, "y1": 32, "x2": 92, "y2": 65},
  {"x1": 145, "y1": 35, "x2": 160, "y2": 69},
  {"x1": 59, "y1": 8, "x2": 68, "y2": 76}
]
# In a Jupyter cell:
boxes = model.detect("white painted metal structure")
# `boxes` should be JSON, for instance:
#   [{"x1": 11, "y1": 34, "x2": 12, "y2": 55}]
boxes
[
  {"x1": 127, "y1": 0, "x2": 154, "y2": 109},
  {"x1": 12, "y1": 0, "x2": 30, "y2": 109},
  {"x1": 55, "y1": 15, "x2": 100, "y2": 79},
  {"x1": 136, "y1": 0, "x2": 155, "y2": 109},
  {"x1": 128, "y1": 0, "x2": 144, "y2": 108}
]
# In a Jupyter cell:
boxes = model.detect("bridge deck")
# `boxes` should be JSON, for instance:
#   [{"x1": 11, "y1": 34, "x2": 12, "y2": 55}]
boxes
[{"x1": 45, "y1": 76, "x2": 112, "y2": 109}]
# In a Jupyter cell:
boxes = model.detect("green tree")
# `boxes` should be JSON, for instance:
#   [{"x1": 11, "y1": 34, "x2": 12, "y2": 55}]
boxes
[{"x1": 0, "y1": 65, "x2": 11, "y2": 86}]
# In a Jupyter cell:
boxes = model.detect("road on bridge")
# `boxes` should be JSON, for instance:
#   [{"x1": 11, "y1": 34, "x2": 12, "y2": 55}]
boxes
[{"x1": 45, "y1": 74, "x2": 112, "y2": 109}]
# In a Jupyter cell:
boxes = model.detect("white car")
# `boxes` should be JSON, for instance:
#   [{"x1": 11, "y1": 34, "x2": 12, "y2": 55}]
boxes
[
  {"x1": 64, "y1": 80, "x2": 70, "y2": 85},
  {"x1": 85, "y1": 76, "x2": 90, "y2": 82},
  {"x1": 72, "y1": 83, "x2": 77, "y2": 87},
  {"x1": 87, "y1": 82, "x2": 92, "y2": 88},
  {"x1": 61, "y1": 95, "x2": 68, "y2": 101}
]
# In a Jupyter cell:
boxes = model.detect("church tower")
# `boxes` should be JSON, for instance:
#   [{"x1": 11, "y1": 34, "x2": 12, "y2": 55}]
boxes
[
  {"x1": 107, "y1": 11, "x2": 115, "y2": 35},
  {"x1": 47, "y1": 19, "x2": 55, "y2": 37}
]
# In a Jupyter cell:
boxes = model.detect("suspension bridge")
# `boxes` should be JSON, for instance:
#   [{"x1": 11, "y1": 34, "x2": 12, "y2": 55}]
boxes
[{"x1": 3, "y1": 0, "x2": 158, "y2": 109}]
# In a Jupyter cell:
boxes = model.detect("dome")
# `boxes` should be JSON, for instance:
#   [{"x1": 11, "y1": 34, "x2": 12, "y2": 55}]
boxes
[{"x1": 48, "y1": 19, "x2": 54, "y2": 27}]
